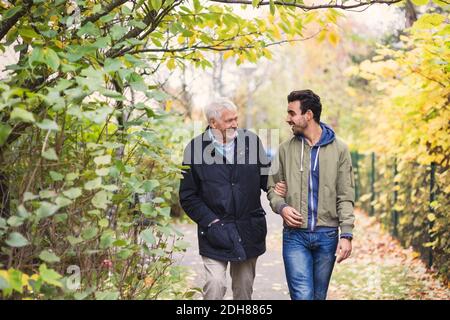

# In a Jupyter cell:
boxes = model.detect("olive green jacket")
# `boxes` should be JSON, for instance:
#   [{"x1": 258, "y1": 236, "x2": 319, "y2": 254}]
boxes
[{"x1": 267, "y1": 135, "x2": 355, "y2": 234}]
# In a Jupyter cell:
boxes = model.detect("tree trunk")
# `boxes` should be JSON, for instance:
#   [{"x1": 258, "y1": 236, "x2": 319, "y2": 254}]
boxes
[{"x1": 405, "y1": 0, "x2": 418, "y2": 28}]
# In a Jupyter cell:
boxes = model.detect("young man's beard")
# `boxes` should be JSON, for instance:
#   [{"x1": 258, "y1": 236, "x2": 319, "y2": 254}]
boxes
[{"x1": 290, "y1": 123, "x2": 306, "y2": 135}]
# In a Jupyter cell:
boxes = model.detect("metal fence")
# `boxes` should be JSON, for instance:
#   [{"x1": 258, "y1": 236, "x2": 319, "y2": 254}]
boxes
[{"x1": 351, "y1": 151, "x2": 438, "y2": 268}]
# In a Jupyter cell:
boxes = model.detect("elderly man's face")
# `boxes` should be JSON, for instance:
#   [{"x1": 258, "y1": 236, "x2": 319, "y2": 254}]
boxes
[{"x1": 210, "y1": 108, "x2": 238, "y2": 142}]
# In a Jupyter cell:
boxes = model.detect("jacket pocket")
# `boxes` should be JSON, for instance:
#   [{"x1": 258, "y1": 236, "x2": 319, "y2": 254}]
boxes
[
  {"x1": 250, "y1": 209, "x2": 267, "y2": 243},
  {"x1": 206, "y1": 223, "x2": 234, "y2": 250},
  {"x1": 324, "y1": 185, "x2": 338, "y2": 219},
  {"x1": 350, "y1": 165, "x2": 355, "y2": 188}
]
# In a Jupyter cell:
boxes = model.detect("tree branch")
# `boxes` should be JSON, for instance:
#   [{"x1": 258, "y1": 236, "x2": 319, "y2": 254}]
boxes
[
  {"x1": 127, "y1": 29, "x2": 322, "y2": 54},
  {"x1": 0, "y1": 0, "x2": 33, "y2": 41},
  {"x1": 208, "y1": 0, "x2": 403, "y2": 11},
  {"x1": 81, "y1": 0, "x2": 129, "y2": 27}
]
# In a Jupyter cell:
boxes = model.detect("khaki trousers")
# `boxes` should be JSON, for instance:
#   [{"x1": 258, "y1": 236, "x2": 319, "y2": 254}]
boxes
[{"x1": 202, "y1": 256, "x2": 257, "y2": 300}]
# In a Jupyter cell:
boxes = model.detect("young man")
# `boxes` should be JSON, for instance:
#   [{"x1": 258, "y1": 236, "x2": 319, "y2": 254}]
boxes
[
  {"x1": 267, "y1": 90, "x2": 355, "y2": 300},
  {"x1": 179, "y1": 98, "x2": 272, "y2": 300}
]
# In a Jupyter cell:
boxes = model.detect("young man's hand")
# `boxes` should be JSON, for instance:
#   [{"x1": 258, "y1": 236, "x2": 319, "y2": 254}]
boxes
[
  {"x1": 281, "y1": 206, "x2": 303, "y2": 228},
  {"x1": 274, "y1": 180, "x2": 287, "y2": 197},
  {"x1": 336, "y1": 238, "x2": 352, "y2": 263}
]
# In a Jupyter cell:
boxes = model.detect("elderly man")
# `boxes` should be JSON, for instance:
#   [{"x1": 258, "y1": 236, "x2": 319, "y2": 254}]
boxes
[{"x1": 178, "y1": 98, "x2": 271, "y2": 300}]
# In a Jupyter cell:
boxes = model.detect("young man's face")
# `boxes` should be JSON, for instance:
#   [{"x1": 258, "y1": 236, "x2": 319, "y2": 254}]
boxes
[
  {"x1": 286, "y1": 100, "x2": 312, "y2": 135},
  {"x1": 210, "y1": 108, "x2": 238, "y2": 142}
]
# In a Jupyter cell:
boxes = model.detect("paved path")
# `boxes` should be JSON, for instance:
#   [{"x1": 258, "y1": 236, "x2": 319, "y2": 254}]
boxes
[
  {"x1": 173, "y1": 193, "x2": 289, "y2": 300},
  {"x1": 173, "y1": 197, "x2": 449, "y2": 300}
]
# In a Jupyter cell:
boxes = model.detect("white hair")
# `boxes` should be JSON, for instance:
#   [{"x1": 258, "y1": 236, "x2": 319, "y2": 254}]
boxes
[{"x1": 204, "y1": 98, "x2": 237, "y2": 122}]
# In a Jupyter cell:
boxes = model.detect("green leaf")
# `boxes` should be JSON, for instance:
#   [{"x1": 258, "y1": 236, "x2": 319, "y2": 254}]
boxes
[
  {"x1": 84, "y1": 177, "x2": 102, "y2": 190},
  {"x1": 142, "y1": 179, "x2": 159, "y2": 192},
  {"x1": 54, "y1": 213, "x2": 68, "y2": 223},
  {"x1": 35, "y1": 202, "x2": 60, "y2": 219},
  {"x1": 18, "y1": 27, "x2": 40, "y2": 39},
  {"x1": 65, "y1": 172, "x2": 79, "y2": 181},
  {"x1": 39, "y1": 250, "x2": 61, "y2": 263},
  {"x1": 63, "y1": 187, "x2": 82, "y2": 199},
  {"x1": 98, "y1": 218, "x2": 109, "y2": 228},
  {"x1": 0, "y1": 273, "x2": 9, "y2": 291},
  {"x1": 23, "y1": 192, "x2": 38, "y2": 202},
  {"x1": 110, "y1": 25, "x2": 128, "y2": 40},
  {"x1": 17, "y1": 205, "x2": 30, "y2": 219},
  {"x1": 193, "y1": 0, "x2": 202, "y2": 12},
  {"x1": 10, "y1": 108, "x2": 35, "y2": 123},
  {"x1": 252, "y1": 0, "x2": 259, "y2": 7},
  {"x1": 39, "y1": 264, "x2": 62, "y2": 287},
  {"x1": 0, "y1": 217, "x2": 6, "y2": 229},
  {"x1": 55, "y1": 196, "x2": 73, "y2": 207},
  {"x1": 104, "y1": 58, "x2": 122, "y2": 72},
  {"x1": 101, "y1": 184, "x2": 118, "y2": 192},
  {"x1": 411, "y1": 0, "x2": 429, "y2": 5},
  {"x1": 141, "y1": 203, "x2": 157, "y2": 217},
  {"x1": 67, "y1": 235, "x2": 83, "y2": 245},
  {"x1": 36, "y1": 119, "x2": 60, "y2": 131},
  {"x1": 39, "y1": 189, "x2": 57, "y2": 199},
  {"x1": 6, "y1": 232, "x2": 29, "y2": 247},
  {"x1": 49, "y1": 171, "x2": 64, "y2": 181},
  {"x1": 157, "y1": 207, "x2": 170, "y2": 217},
  {"x1": 94, "y1": 155, "x2": 111, "y2": 166},
  {"x1": 0, "y1": 123, "x2": 12, "y2": 147},
  {"x1": 100, "y1": 232, "x2": 114, "y2": 249},
  {"x1": 2, "y1": 5, "x2": 23, "y2": 20},
  {"x1": 7, "y1": 215, "x2": 24, "y2": 227},
  {"x1": 140, "y1": 228, "x2": 156, "y2": 246},
  {"x1": 76, "y1": 22, "x2": 101, "y2": 37},
  {"x1": 112, "y1": 239, "x2": 127, "y2": 247},
  {"x1": 128, "y1": 73, "x2": 147, "y2": 92},
  {"x1": 95, "y1": 290, "x2": 120, "y2": 300},
  {"x1": 95, "y1": 167, "x2": 110, "y2": 176},
  {"x1": 117, "y1": 249, "x2": 133, "y2": 259},
  {"x1": 82, "y1": 227, "x2": 98, "y2": 240},
  {"x1": 151, "y1": 0, "x2": 162, "y2": 10},
  {"x1": 269, "y1": 0, "x2": 275, "y2": 15},
  {"x1": 29, "y1": 46, "x2": 45, "y2": 67},
  {"x1": 8, "y1": 269, "x2": 23, "y2": 293},
  {"x1": 91, "y1": 190, "x2": 109, "y2": 209},
  {"x1": 42, "y1": 148, "x2": 58, "y2": 160},
  {"x1": 44, "y1": 48, "x2": 60, "y2": 70}
]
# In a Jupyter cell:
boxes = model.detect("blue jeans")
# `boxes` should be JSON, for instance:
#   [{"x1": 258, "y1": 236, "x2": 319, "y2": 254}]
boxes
[{"x1": 282, "y1": 228, "x2": 338, "y2": 300}]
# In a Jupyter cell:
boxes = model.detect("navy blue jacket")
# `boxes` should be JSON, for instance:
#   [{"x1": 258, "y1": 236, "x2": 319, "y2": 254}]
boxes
[{"x1": 179, "y1": 128, "x2": 270, "y2": 262}]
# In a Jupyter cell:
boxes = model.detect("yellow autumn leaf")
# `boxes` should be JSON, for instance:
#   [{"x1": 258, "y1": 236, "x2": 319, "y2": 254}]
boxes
[
  {"x1": 444, "y1": 185, "x2": 450, "y2": 194},
  {"x1": 55, "y1": 40, "x2": 64, "y2": 49},
  {"x1": 328, "y1": 31, "x2": 340, "y2": 47},
  {"x1": 272, "y1": 26, "x2": 282, "y2": 40},
  {"x1": 144, "y1": 276, "x2": 155, "y2": 287},
  {"x1": 167, "y1": 59, "x2": 176, "y2": 70},
  {"x1": 223, "y1": 50, "x2": 234, "y2": 60},
  {"x1": 0, "y1": 270, "x2": 9, "y2": 283},
  {"x1": 165, "y1": 100, "x2": 173, "y2": 112},
  {"x1": 189, "y1": 35, "x2": 196, "y2": 47}
]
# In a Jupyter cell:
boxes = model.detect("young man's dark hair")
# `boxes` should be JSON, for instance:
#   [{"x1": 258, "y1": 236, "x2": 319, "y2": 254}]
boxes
[{"x1": 287, "y1": 90, "x2": 322, "y2": 123}]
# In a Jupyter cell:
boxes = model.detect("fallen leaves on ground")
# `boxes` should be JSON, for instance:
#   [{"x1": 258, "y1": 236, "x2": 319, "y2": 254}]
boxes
[{"x1": 329, "y1": 209, "x2": 449, "y2": 300}]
